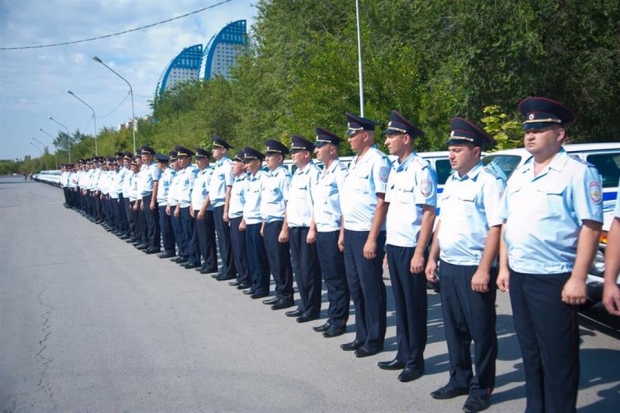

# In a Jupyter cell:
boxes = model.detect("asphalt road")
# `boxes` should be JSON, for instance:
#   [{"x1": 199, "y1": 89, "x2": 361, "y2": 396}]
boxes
[{"x1": 1, "y1": 176, "x2": 619, "y2": 412}]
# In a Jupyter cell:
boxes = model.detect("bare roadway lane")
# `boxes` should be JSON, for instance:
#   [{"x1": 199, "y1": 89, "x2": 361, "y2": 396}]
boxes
[{"x1": 1, "y1": 176, "x2": 619, "y2": 412}]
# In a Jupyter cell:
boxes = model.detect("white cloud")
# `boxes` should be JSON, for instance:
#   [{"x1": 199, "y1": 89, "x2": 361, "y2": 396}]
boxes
[{"x1": 0, "y1": 0, "x2": 257, "y2": 160}]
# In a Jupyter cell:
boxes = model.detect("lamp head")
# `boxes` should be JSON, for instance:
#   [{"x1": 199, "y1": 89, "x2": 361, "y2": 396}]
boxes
[{"x1": 92, "y1": 56, "x2": 102, "y2": 63}]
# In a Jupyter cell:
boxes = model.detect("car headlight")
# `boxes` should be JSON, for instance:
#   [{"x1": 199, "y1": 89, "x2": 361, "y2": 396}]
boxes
[{"x1": 590, "y1": 249, "x2": 605, "y2": 275}]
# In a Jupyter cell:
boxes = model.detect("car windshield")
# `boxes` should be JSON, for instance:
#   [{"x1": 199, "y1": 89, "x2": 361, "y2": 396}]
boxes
[{"x1": 482, "y1": 154, "x2": 523, "y2": 181}]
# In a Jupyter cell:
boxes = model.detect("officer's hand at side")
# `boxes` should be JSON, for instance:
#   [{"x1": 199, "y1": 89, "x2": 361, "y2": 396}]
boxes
[
  {"x1": 602, "y1": 284, "x2": 620, "y2": 316},
  {"x1": 363, "y1": 238, "x2": 377, "y2": 259},
  {"x1": 306, "y1": 227, "x2": 316, "y2": 244},
  {"x1": 410, "y1": 253, "x2": 425, "y2": 274},
  {"x1": 471, "y1": 270, "x2": 490, "y2": 293},
  {"x1": 338, "y1": 232, "x2": 345, "y2": 252},
  {"x1": 174, "y1": 206, "x2": 180, "y2": 218},
  {"x1": 561, "y1": 277, "x2": 587, "y2": 306},
  {"x1": 278, "y1": 227, "x2": 289, "y2": 243},
  {"x1": 239, "y1": 220, "x2": 246, "y2": 232},
  {"x1": 166, "y1": 206, "x2": 171, "y2": 216},
  {"x1": 497, "y1": 269, "x2": 510, "y2": 292},
  {"x1": 425, "y1": 261, "x2": 438, "y2": 283}
]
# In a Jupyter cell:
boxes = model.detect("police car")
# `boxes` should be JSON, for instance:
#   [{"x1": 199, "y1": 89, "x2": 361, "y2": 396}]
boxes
[{"x1": 483, "y1": 142, "x2": 620, "y2": 307}]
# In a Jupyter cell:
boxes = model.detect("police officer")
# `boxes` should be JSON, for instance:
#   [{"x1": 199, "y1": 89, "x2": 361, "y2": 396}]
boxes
[
  {"x1": 380, "y1": 110, "x2": 437, "y2": 381},
  {"x1": 312, "y1": 127, "x2": 350, "y2": 338},
  {"x1": 207, "y1": 135, "x2": 236, "y2": 280},
  {"x1": 227, "y1": 150, "x2": 251, "y2": 289},
  {"x1": 261, "y1": 139, "x2": 294, "y2": 310},
  {"x1": 170, "y1": 146, "x2": 197, "y2": 265},
  {"x1": 240, "y1": 147, "x2": 271, "y2": 298},
  {"x1": 138, "y1": 146, "x2": 161, "y2": 254},
  {"x1": 121, "y1": 151, "x2": 135, "y2": 240},
  {"x1": 156, "y1": 153, "x2": 176, "y2": 259},
  {"x1": 282, "y1": 135, "x2": 322, "y2": 323},
  {"x1": 603, "y1": 179, "x2": 620, "y2": 316},
  {"x1": 340, "y1": 112, "x2": 392, "y2": 358},
  {"x1": 192, "y1": 148, "x2": 217, "y2": 271},
  {"x1": 497, "y1": 97, "x2": 603, "y2": 413},
  {"x1": 166, "y1": 151, "x2": 184, "y2": 258},
  {"x1": 426, "y1": 118, "x2": 503, "y2": 412}
]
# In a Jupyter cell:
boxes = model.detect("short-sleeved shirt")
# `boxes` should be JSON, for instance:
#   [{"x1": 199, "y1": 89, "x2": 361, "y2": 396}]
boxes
[
  {"x1": 287, "y1": 162, "x2": 320, "y2": 228},
  {"x1": 157, "y1": 167, "x2": 175, "y2": 206},
  {"x1": 501, "y1": 148, "x2": 603, "y2": 274},
  {"x1": 243, "y1": 170, "x2": 265, "y2": 225},
  {"x1": 260, "y1": 166, "x2": 291, "y2": 223},
  {"x1": 174, "y1": 165, "x2": 198, "y2": 208},
  {"x1": 229, "y1": 172, "x2": 248, "y2": 219},
  {"x1": 385, "y1": 152, "x2": 437, "y2": 248},
  {"x1": 209, "y1": 157, "x2": 233, "y2": 208},
  {"x1": 139, "y1": 162, "x2": 161, "y2": 198},
  {"x1": 614, "y1": 179, "x2": 620, "y2": 218},
  {"x1": 191, "y1": 167, "x2": 214, "y2": 210},
  {"x1": 342, "y1": 146, "x2": 392, "y2": 231},
  {"x1": 437, "y1": 162, "x2": 505, "y2": 265},
  {"x1": 312, "y1": 159, "x2": 347, "y2": 232}
]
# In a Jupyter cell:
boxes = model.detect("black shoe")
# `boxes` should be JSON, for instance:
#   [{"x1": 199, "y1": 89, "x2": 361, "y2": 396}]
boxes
[
  {"x1": 271, "y1": 300, "x2": 294, "y2": 310},
  {"x1": 355, "y1": 346, "x2": 382, "y2": 358},
  {"x1": 216, "y1": 273, "x2": 235, "y2": 281},
  {"x1": 228, "y1": 280, "x2": 241, "y2": 287},
  {"x1": 120, "y1": 235, "x2": 130, "y2": 240},
  {"x1": 170, "y1": 256, "x2": 183, "y2": 262},
  {"x1": 378, "y1": 359, "x2": 406, "y2": 370},
  {"x1": 462, "y1": 396, "x2": 489, "y2": 413},
  {"x1": 340, "y1": 340, "x2": 363, "y2": 351},
  {"x1": 285, "y1": 309, "x2": 303, "y2": 318},
  {"x1": 398, "y1": 365, "x2": 425, "y2": 383},
  {"x1": 250, "y1": 293, "x2": 268, "y2": 299},
  {"x1": 158, "y1": 252, "x2": 175, "y2": 259},
  {"x1": 297, "y1": 314, "x2": 318, "y2": 323},
  {"x1": 313, "y1": 322, "x2": 331, "y2": 332},
  {"x1": 184, "y1": 262, "x2": 200, "y2": 269},
  {"x1": 323, "y1": 325, "x2": 346, "y2": 338},
  {"x1": 262, "y1": 296, "x2": 279, "y2": 305},
  {"x1": 176, "y1": 257, "x2": 189, "y2": 264},
  {"x1": 242, "y1": 290, "x2": 255, "y2": 295},
  {"x1": 145, "y1": 248, "x2": 161, "y2": 254},
  {"x1": 430, "y1": 385, "x2": 469, "y2": 400},
  {"x1": 237, "y1": 283, "x2": 252, "y2": 290},
  {"x1": 200, "y1": 268, "x2": 217, "y2": 274},
  {"x1": 136, "y1": 244, "x2": 149, "y2": 250}
]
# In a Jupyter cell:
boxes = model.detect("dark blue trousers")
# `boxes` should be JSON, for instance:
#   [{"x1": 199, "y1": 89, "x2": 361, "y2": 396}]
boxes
[
  {"x1": 439, "y1": 260, "x2": 497, "y2": 399},
  {"x1": 230, "y1": 217, "x2": 250, "y2": 285},
  {"x1": 263, "y1": 220, "x2": 294, "y2": 301},
  {"x1": 171, "y1": 211, "x2": 183, "y2": 257},
  {"x1": 213, "y1": 206, "x2": 235, "y2": 277},
  {"x1": 194, "y1": 209, "x2": 217, "y2": 271},
  {"x1": 386, "y1": 245, "x2": 428, "y2": 372},
  {"x1": 180, "y1": 207, "x2": 198, "y2": 262},
  {"x1": 118, "y1": 194, "x2": 129, "y2": 233},
  {"x1": 290, "y1": 226, "x2": 322, "y2": 317},
  {"x1": 316, "y1": 230, "x2": 349, "y2": 327},
  {"x1": 142, "y1": 194, "x2": 160, "y2": 249},
  {"x1": 159, "y1": 205, "x2": 175, "y2": 254},
  {"x1": 509, "y1": 269, "x2": 579, "y2": 413},
  {"x1": 245, "y1": 223, "x2": 270, "y2": 295},
  {"x1": 344, "y1": 229, "x2": 386, "y2": 350}
]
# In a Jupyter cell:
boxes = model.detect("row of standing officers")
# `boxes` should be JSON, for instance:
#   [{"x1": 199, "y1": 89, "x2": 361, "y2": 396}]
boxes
[{"x1": 59, "y1": 96, "x2": 609, "y2": 413}]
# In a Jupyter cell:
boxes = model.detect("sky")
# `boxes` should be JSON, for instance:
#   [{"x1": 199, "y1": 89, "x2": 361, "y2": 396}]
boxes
[{"x1": 0, "y1": 0, "x2": 258, "y2": 161}]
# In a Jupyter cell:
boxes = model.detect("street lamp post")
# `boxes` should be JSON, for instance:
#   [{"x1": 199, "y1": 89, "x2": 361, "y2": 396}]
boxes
[
  {"x1": 33, "y1": 137, "x2": 56, "y2": 169},
  {"x1": 67, "y1": 90, "x2": 98, "y2": 156},
  {"x1": 92, "y1": 56, "x2": 136, "y2": 153},
  {"x1": 48, "y1": 116, "x2": 71, "y2": 163},
  {"x1": 30, "y1": 142, "x2": 47, "y2": 170},
  {"x1": 355, "y1": 0, "x2": 365, "y2": 116}
]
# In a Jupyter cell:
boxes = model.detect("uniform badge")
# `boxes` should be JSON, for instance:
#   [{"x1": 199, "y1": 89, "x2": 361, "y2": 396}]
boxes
[
  {"x1": 528, "y1": 113, "x2": 535, "y2": 120},
  {"x1": 589, "y1": 181, "x2": 602, "y2": 204},
  {"x1": 420, "y1": 179, "x2": 433, "y2": 197},
  {"x1": 379, "y1": 166, "x2": 390, "y2": 183}
]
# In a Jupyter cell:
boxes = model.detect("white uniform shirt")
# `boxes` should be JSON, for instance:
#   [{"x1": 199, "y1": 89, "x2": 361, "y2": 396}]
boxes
[
  {"x1": 501, "y1": 149, "x2": 603, "y2": 274},
  {"x1": 243, "y1": 170, "x2": 266, "y2": 225},
  {"x1": 312, "y1": 159, "x2": 347, "y2": 232},
  {"x1": 191, "y1": 166, "x2": 214, "y2": 210},
  {"x1": 342, "y1": 146, "x2": 391, "y2": 231},
  {"x1": 260, "y1": 166, "x2": 291, "y2": 223},
  {"x1": 229, "y1": 172, "x2": 248, "y2": 219},
  {"x1": 437, "y1": 162, "x2": 505, "y2": 265},
  {"x1": 173, "y1": 164, "x2": 197, "y2": 208},
  {"x1": 157, "y1": 167, "x2": 175, "y2": 207},
  {"x1": 209, "y1": 157, "x2": 233, "y2": 208},
  {"x1": 287, "y1": 162, "x2": 320, "y2": 228},
  {"x1": 385, "y1": 152, "x2": 437, "y2": 248}
]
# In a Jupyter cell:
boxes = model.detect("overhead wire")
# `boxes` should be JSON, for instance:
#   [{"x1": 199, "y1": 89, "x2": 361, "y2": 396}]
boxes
[{"x1": 1, "y1": 0, "x2": 233, "y2": 51}]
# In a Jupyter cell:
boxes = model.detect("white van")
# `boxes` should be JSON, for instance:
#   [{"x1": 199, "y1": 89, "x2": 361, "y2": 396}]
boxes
[{"x1": 482, "y1": 142, "x2": 620, "y2": 306}]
